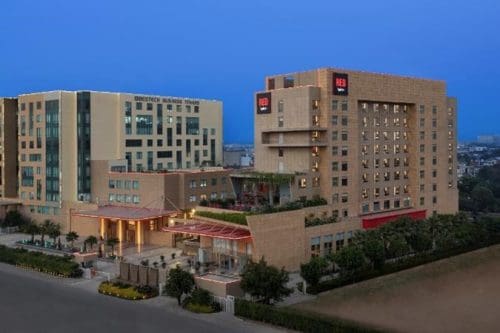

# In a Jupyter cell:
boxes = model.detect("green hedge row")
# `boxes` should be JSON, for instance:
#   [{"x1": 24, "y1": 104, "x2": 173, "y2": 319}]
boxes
[
  {"x1": 195, "y1": 211, "x2": 249, "y2": 225},
  {"x1": 0, "y1": 245, "x2": 83, "y2": 278},
  {"x1": 308, "y1": 238, "x2": 500, "y2": 294},
  {"x1": 235, "y1": 299, "x2": 383, "y2": 333}
]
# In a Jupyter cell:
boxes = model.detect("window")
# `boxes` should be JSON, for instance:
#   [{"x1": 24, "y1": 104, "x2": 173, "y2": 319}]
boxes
[
  {"x1": 420, "y1": 118, "x2": 425, "y2": 127},
  {"x1": 341, "y1": 131, "x2": 348, "y2": 141},
  {"x1": 419, "y1": 105, "x2": 425, "y2": 114},
  {"x1": 200, "y1": 179, "x2": 207, "y2": 187},
  {"x1": 332, "y1": 177, "x2": 339, "y2": 187},
  {"x1": 331, "y1": 100, "x2": 338, "y2": 111},
  {"x1": 332, "y1": 146, "x2": 338, "y2": 155},
  {"x1": 332, "y1": 131, "x2": 338, "y2": 141},
  {"x1": 341, "y1": 177, "x2": 348, "y2": 186},
  {"x1": 341, "y1": 193, "x2": 348, "y2": 203},
  {"x1": 284, "y1": 76, "x2": 294, "y2": 88},
  {"x1": 278, "y1": 149, "x2": 283, "y2": 157},
  {"x1": 186, "y1": 117, "x2": 200, "y2": 135},
  {"x1": 341, "y1": 162, "x2": 348, "y2": 171},
  {"x1": 135, "y1": 115, "x2": 153, "y2": 135},
  {"x1": 189, "y1": 195, "x2": 197, "y2": 203},
  {"x1": 420, "y1": 197, "x2": 425, "y2": 206},
  {"x1": 310, "y1": 237, "x2": 320, "y2": 257},
  {"x1": 323, "y1": 235, "x2": 333, "y2": 256},
  {"x1": 278, "y1": 116, "x2": 284, "y2": 127},
  {"x1": 332, "y1": 162, "x2": 339, "y2": 171},
  {"x1": 335, "y1": 233, "x2": 345, "y2": 251},
  {"x1": 341, "y1": 146, "x2": 348, "y2": 156},
  {"x1": 146, "y1": 103, "x2": 153, "y2": 111},
  {"x1": 189, "y1": 180, "x2": 197, "y2": 189},
  {"x1": 299, "y1": 178, "x2": 307, "y2": 188},
  {"x1": 341, "y1": 116, "x2": 348, "y2": 126},
  {"x1": 341, "y1": 100, "x2": 348, "y2": 111},
  {"x1": 332, "y1": 115, "x2": 338, "y2": 125},
  {"x1": 136, "y1": 102, "x2": 142, "y2": 110},
  {"x1": 278, "y1": 100, "x2": 284, "y2": 112}
]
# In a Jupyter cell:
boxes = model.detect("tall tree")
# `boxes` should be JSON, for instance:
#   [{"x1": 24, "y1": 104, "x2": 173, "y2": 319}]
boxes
[
  {"x1": 25, "y1": 222, "x2": 40, "y2": 244},
  {"x1": 300, "y1": 256, "x2": 328, "y2": 287},
  {"x1": 165, "y1": 266, "x2": 195, "y2": 305},
  {"x1": 240, "y1": 257, "x2": 292, "y2": 305},
  {"x1": 85, "y1": 235, "x2": 98, "y2": 251},
  {"x1": 106, "y1": 237, "x2": 119, "y2": 256},
  {"x1": 333, "y1": 245, "x2": 365, "y2": 280},
  {"x1": 66, "y1": 231, "x2": 79, "y2": 249}
]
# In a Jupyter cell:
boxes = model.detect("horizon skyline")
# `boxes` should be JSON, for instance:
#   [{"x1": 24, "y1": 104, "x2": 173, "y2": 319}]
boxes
[{"x1": 1, "y1": 0, "x2": 499, "y2": 143}]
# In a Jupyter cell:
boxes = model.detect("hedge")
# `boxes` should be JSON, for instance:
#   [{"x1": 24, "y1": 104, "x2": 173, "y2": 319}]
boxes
[
  {"x1": 235, "y1": 299, "x2": 383, "y2": 333},
  {"x1": 195, "y1": 211, "x2": 249, "y2": 225},
  {"x1": 98, "y1": 281, "x2": 158, "y2": 300},
  {"x1": 308, "y1": 237, "x2": 500, "y2": 294},
  {"x1": 0, "y1": 245, "x2": 82, "y2": 278}
]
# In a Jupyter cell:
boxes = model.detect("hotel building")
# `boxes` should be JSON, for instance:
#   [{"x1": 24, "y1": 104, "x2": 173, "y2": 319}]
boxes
[
  {"x1": 15, "y1": 91, "x2": 223, "y2": 230},
  {"x1": 228, "y1": 68, "x2": 459, "y2": 270}
]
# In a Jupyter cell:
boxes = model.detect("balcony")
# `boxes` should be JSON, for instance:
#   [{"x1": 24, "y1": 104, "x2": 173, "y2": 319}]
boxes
[
  {"x1": 260, "y1": 126, "x2": 327, "y2": 134},
  {"x1": 263, "y1": 140, "x2": 327, "y2": 148}
]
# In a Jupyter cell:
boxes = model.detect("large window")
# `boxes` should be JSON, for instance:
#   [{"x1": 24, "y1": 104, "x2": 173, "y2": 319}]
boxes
[
  {"x1": 135, "y1": 115, "x2": 153, "y2": 135},
  {"x1": 185, "y1": 117, "x2": 199, "y2": 135}
]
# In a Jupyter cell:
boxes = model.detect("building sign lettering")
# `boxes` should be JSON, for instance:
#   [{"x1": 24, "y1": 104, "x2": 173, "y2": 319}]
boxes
[
  {"x1": 256, "y1": 92, "x2": 272, "y2": 114},
  {"x1": 333, "y1": 73, "x2": 349, "y2": 96}
]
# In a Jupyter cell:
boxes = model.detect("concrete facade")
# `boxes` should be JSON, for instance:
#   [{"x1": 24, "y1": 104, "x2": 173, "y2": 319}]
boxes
[
  {"x1": 255, "y1": 68, "x2": 458, "y2": 218},
  {"x1": 0, "y1": 98, "x2": 18, "y2": 198}
]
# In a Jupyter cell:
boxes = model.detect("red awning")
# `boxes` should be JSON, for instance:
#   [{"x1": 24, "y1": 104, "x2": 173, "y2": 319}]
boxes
[
  {"x1": 362, "y1": 209, "x2": 426, "y2": 229},
  {"x1": 73, "y1": 205, "x2": 177, "y2": 221},
  {"x1": 162, "y1": 222, "x2": 251, "y2": 240}
]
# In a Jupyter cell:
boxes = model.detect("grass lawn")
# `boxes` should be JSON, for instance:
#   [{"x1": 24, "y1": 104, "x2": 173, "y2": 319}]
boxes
[{"x1": 292, "y1": 244, "x2": 500, "y2": 333}]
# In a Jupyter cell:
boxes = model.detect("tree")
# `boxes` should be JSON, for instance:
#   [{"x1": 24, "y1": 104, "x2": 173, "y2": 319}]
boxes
[
  {"x1": 47, "y1": 223, "x2": 61, "y2": 245},
  {"x1": 165, "y1": 266, "x2": 195, "y2": 305},
  {"x1": 40, "y1": 220, "x2": 54, "y2": 245},
  {"x1": 240, "y1": 257, "x2": 292, "y2": 305},
  {"x1": 3, "y1": 210, "x2": 26, "y2": 228},
  {"x1": 106, "y1": 237, "x2": 119, "y2": 256},
  {"x1": 332, "y1": 245, "x2": 365, "y2": 280},
  {"x1": 25, "y1": 222, "x2": 40, "y2": 244},
  {"x1": 361, "y1": 233, "x2": 385, "y2": 269},
  {"x1": 66, "y1": 231, "x2": 79, "y2": 249},
  {"x1": 300, "y1": 256, "x2": 328, "y2": 287},
  {"x1": 85, "y1": 235, "x2": 98, "y2": 251},
  {"x1": 471, "y1": 185, "x2": 496, "y2": 213}
]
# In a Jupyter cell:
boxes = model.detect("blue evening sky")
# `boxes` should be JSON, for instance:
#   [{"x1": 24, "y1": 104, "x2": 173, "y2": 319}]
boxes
[{"x1": 1, "y1": 0, "x2": 499, "y2": 143}]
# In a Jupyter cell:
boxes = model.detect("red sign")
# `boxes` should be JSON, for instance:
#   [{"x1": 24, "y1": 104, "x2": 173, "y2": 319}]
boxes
[
  {"x1": 256, "y1": 92, "x2": 272, "y2": 114},
  {"x1": 362, "y1": 210, "x2": 427, "y2": 229},
  {"x1": 333, "y1": 73, "x2": 349, "y2": 96}
]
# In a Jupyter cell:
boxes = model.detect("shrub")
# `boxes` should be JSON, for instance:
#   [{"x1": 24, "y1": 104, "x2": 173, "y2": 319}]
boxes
[
  {"x1": 190, "y1": 288, "x2": 212, "y2": 306},
  {"x1": 98, "y1": 282, "x2": 158, "y2": 300},
  {"x1": 185, "y1": 302, "x2": 215, "y2": 313},
  {"x1": 0, "y1": 245, "x2": 82, "y2": 278},
  {"x1": 195, "y1": 211, "x2": 248, "y2": 225},
  {"x1": 235, "y1": 299, "x2": 382, "y2": 333}
]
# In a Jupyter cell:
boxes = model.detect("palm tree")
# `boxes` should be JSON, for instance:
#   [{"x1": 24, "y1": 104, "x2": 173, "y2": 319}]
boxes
[
  {"x1": 85, "y1": 235, "x2": 98, "y2": 251},
  {"x1": 25, "y1": 222, "x2": 40, "y2": 244},
  {"x1": 48, "y1": 223, "x2": 61, "y2": 245},
  {"x1": 106, "y1": 237, "x2": 119, "y2": 256},
  {"x1": 66, "y1": 231, "x2": 79, "y2": 249},
  {"x1": 40, "y1": 219, "x2": 53, "y2": 245}
]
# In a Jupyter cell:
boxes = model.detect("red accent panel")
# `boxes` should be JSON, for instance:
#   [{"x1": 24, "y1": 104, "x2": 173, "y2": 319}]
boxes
[{"x1": 362, "y1": 210, "x2": 426, "y2": 229}]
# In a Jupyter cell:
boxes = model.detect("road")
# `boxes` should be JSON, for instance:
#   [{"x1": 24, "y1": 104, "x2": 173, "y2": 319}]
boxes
[{"x1": 0, "y1": 263, "x2": 282, "y2": 333}]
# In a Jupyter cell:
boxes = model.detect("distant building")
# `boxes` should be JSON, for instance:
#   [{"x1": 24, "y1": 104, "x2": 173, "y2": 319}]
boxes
[{"x1": 477, "y1": 135, "x2": 500, "y2": 146}]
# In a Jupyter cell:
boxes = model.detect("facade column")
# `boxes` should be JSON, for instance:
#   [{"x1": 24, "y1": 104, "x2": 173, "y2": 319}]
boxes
[
  {"x1": 118, "y1": 220, "x2": 123, "y2": 242},
  {"x1": 136, "y1": 220, "x2": 143, "y2": 245},
  {"x1": 100, "y1": 218, "x2": 107, "y2": 239}
]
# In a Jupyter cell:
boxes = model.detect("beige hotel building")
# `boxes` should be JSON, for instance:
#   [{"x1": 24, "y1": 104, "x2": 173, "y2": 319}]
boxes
[{"x1": 14, "y1": 91, "x2": 224, "y2": 230}]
